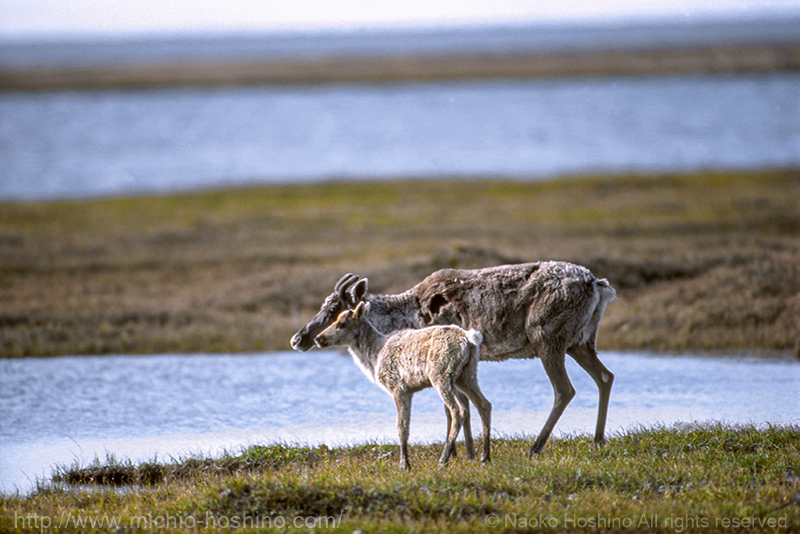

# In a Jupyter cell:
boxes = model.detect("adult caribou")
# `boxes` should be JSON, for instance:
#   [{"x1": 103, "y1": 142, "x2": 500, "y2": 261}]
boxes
[{"x1": 291, "y1": 261, "x2": 616, "y2": 456}]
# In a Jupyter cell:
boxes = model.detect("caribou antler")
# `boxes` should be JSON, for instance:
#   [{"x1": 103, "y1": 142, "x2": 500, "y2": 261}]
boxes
[{"x1": 334, "y1": 273, "x2": 360, "y2": 296}]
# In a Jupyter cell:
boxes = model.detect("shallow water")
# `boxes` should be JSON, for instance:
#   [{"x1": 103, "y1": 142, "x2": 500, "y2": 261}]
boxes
[{"x1": 1, "y1": 351, "x2": 797, "y2": 494}]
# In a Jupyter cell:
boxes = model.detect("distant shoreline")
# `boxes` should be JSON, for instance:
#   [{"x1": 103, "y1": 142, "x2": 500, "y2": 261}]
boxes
[{"x1": 2, "y1": 43, "x2": 800, "y2": 90}]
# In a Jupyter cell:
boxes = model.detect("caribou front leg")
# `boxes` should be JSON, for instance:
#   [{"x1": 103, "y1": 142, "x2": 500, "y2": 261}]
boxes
[{"x1": 529, "y1": 349, "x2": 575, "y2": 457}]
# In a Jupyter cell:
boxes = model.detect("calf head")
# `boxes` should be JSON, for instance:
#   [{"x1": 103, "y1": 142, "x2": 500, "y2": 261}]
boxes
[
  {"x1": 314, "y1": 301, "x2": 370, "y2": 349},
  {"x1": 290, "y1": 273, "x2": 369, "y2": 351}
]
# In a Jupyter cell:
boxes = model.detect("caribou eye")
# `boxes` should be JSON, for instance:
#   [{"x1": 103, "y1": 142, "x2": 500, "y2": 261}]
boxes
[
  {"x1": 320, "y1": 294, "x2": 340, "y2": 311},
  {"x1": 323, "y1": 302, "x2": 341, "y2": 319}
]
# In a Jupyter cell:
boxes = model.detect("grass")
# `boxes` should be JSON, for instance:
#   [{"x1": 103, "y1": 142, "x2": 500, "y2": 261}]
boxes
[
  {"x1": 2, "y1": 424, "x2": 798, "y2": 532},
  {"x1": 1, "y1": 169, "x2": 799, "y2": 357}
]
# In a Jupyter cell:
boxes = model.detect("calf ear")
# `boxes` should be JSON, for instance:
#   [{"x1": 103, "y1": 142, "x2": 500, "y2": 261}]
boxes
[
  {"x1": 349, "y1": 278, "x2": 368, "y2": 302},
  {"x1": 355, "y1": 301, "x2": 370, "y2": 319}
]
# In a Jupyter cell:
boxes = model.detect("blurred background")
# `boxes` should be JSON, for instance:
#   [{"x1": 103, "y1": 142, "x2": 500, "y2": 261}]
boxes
[{"x1": 2, "y1": 0, "x2": 800, "y2": 200}]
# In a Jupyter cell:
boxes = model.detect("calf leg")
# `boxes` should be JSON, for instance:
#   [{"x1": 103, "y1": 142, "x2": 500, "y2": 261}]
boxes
[
  {"x1": 393, "y1": 391, "x2": 413, "y2": 470},
  {"x1": 461, "y1": 392, "x2": 475, "y2": 457},
  {"x1": 568, "y1": 341, "x2": 614, "y2": 446},
  {"x1": 436, "y1": 382, "x2": 465, "y2": 467},
  {"x1": 444, "y1": 391, "x2": 474, "y2": 459},
  {"x1": 455, "y1": 379, "x2": 492, "y2": 464}
]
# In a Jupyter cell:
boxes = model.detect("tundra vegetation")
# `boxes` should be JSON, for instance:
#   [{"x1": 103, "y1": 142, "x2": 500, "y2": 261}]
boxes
[
  {"x1": 2, "y1": 42, "x2": 799, "y2": 90},
  {"x1": 1, "y1": 169, "x2": 798, "y2": 358},
  {"x1": 1, "y1": 424, "x2": 799, "y2": 533}
]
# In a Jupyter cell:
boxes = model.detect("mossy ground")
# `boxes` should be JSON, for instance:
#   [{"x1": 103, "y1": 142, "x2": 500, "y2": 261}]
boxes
[
  {"x1": 2, "y1": 169, "x2": 799, "y2": 357},
  {"x1": 2, "y1": 424, "x2": 798, "y2": 533}
]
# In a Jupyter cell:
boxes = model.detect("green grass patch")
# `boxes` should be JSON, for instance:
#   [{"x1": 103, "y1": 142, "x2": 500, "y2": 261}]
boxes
[{"x1": 2, "y1": 424, "x2": 798, "y2": 532}]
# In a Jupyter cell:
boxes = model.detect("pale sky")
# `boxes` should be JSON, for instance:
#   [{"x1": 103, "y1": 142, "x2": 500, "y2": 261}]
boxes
[{"x1": 1, "y1": 0, "x2": 800, "y2": 39}]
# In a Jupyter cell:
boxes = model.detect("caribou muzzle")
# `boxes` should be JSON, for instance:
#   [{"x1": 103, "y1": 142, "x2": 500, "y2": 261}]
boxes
[{"x1": 290, "y1": 329, "x2": 315, "y2": 352}]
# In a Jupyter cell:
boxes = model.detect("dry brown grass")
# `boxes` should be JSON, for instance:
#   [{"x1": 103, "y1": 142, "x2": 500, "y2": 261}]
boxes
[
  {"x1": 1, "y1": 169, "x2": 799, "y2": 357},
  {"x1": 2, "y1": 44, "x2": 800, "y2": 90}
]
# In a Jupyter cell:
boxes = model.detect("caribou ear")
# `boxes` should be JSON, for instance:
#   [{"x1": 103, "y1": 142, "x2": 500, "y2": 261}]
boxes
[{"x1": 350, "y1": 278, "x2": 368, "y2": 302}]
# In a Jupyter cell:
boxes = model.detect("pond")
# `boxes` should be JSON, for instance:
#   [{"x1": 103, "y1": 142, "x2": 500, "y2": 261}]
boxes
[
  {"x1": 2, "y1": 73, "x2": 799, "y2": 201},
  {"x1": 1, "y1": 350, "x2": 797, "y2": 494}
]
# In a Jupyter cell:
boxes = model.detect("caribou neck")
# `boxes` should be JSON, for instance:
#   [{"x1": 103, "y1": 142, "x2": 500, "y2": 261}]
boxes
[{"x1": 364, "y1": 291, "x2": 423, "y2": 333}]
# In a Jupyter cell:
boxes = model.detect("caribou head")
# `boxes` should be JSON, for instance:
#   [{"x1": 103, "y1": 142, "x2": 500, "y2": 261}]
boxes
[{"x1": 289, "y1": 273, "x2": 368, "y2": 351}]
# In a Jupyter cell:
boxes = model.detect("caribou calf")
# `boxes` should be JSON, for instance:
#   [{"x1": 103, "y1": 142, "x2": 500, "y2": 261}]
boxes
[{"x1": 315, "y1": 302, "x2": 492, "y2": 470}]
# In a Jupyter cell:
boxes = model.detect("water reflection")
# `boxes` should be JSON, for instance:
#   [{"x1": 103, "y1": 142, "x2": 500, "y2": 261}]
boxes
[{"x1": 1, "y1": 351, "x2": 797, "y2": 493}]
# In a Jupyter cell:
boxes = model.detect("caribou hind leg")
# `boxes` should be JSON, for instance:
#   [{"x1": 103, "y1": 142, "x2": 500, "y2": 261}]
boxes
[{"x1": 567, "y1": 341, "x2": 614, "y2": 446}]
